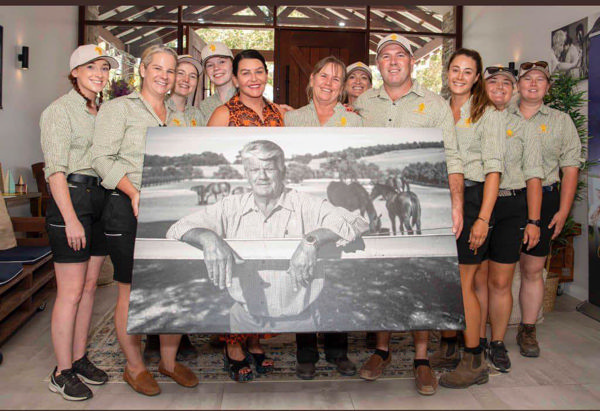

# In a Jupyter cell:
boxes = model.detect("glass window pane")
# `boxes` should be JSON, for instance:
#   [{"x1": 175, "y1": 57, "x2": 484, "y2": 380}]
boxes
[
  {"x1": 86, "y1": 5, "x2": 178, "y2": 23},
  {"x1": 368, "y1": 34, "x2": 455, "y2": 95},
  {"x1": 183, "y1": 5, "x2": 274, "y2": 26},
  {"x1": 370, "y1": 6, "x2": 455, "y2": 34},
  {"x1": 277, "y1": 6, "x2": 366, "y2": 29}
]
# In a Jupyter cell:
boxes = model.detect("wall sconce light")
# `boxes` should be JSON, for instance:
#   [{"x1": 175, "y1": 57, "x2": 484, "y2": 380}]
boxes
[
  {"x1": 17, "y1": 46, "x2": 29, "y2": 70},
  {"x1": 508, "y1": 61, "x2": 516, "y2": 76}
]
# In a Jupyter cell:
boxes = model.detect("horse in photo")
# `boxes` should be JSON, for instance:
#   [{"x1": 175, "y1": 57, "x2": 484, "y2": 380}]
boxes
[
  {"x1": 327, "y1": 181, "x2": 382, "y2": 234},
  {"x1": 370, "y1": 183, "x2": 421, "y2": 235}
]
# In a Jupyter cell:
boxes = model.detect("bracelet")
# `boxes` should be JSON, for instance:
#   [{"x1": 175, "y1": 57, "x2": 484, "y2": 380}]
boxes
[
  {"x1": 476, "y1": 216, "x2": 489, "y2": 225},
  {"x1": 527, "y1": 219, "x2": 541, "y2": 227}
]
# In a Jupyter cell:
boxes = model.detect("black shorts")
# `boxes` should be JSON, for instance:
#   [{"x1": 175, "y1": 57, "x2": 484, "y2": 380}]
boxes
[
  {"x1": 487, "y1": 191, "x2": 527, "y2": 264},
  {"x1": 456, "y1": 184, "x2": 494, "y2": 265},
  {"x1": 102, "y1": 189, "x2": 137, "y2": 284},
  {"x1": 522, "y1": 189, "x2": 560, "y2": 257},
  {"x1": 45, "y1": 181, "x2": 107, "y2": 263}
]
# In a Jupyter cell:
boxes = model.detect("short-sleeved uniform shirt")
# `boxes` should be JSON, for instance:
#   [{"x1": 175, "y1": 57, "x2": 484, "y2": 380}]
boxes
[
  {"x1": 284, "y1": 101, "x2": 363, "y2": 127},
  {"x1": 353, "y1": 81, "x2": 463, "y2": 175},
  {"x1": 508, "y1": 103, "x2": 582, "y2": 186},
  {"x1": 166, "y1": 188, "x2": 369, "y2": 318},
  {"x1": 198, "y1": 87, "x2": 237, "y2": 126},
  {"x1": 499, "y1": 110, "x2": 544, "y2": 190},
  {"x1": 453, "y1": 98, "x2": 504, "y2": 182},
  {"x1": 91, "y1": 91, "x2": 175, "y2": 190},
  {"x1": 40, "y1": 89, "x2": 99, "y2": 180},
  {"x1": 166, "y1": 97, "x2": 204, "y2": 127}
]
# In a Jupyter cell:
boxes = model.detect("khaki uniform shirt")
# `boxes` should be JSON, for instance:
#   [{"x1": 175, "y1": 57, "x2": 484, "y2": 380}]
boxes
[
  {"x1": 508, "y1": 103, "x2": 582, "y2": 186},
  {"x1": 453, "y1": 98, "x2": 504, "y2": 182},
  {"x1": 166, "y1": 188, "x2": 368, "y2": 318},
  {"x1": 91, "y1": 91, "x2": 175, "y2": 190},
  {"x1": 166, "y1": 97, "x2": 204, "y2": 127},
  {"x1": 198, "y1": 87, "x2": 237, "y2": 126},
  {"x1": 284, "y1": 101, "x2": 363, "y2": 127},
  {"x1": 353, "y1": 81, "x2": 463, "y2": 175},
  {"x1": 499, "y1": 110, "x2": 544, "y2": 190},
  {"x1": 40, "y1": 89, "x2": 99, "y2": 180}
]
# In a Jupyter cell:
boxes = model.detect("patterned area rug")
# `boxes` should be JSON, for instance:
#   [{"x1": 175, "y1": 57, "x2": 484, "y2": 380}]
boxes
[{"x1": 85, "y1": 306, "x2": 446, "y2": 383}]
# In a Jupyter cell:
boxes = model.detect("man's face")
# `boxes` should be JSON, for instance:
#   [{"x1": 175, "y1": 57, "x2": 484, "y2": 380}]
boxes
[
  {"x1": 244, "y1": 156, "x2": 285, "y2": 199},
  {"x1": 376, "y1": 43, "x2": 414, "y2": 89}
]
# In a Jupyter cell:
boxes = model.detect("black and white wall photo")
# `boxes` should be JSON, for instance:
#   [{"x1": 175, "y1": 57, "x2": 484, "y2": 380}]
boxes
[{"x1": 127, "y1": 127, "x2": 464, "y2": 334}]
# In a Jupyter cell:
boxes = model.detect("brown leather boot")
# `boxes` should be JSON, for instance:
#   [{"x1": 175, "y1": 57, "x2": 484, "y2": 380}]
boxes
[
  {"x1": 517, "y1": 323, "x2": 540, "y2": 357},
  {"x1": 438, "y1": 351, "x2": 488, "y2": 389},
  {"x1": 430, "y1": 338, "x2": 460, "y2": 369}
]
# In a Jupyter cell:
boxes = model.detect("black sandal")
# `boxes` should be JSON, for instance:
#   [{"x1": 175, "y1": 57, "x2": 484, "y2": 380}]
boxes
[
  {"x1": 223, "y1": 348, "x2": 254, "y2": 382},
  {"x1": 246, "y1": 351, "x2": 274, "y2": 374}
]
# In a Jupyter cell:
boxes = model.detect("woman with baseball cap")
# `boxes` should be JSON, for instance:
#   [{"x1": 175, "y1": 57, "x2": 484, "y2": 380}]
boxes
[
  {"x1": 471, "y1": 66, "x2": 543, "y2": 373},
  {"x1": 198, "y1": 42, "x2": 237, "y2": 125},
  {"x1": 207, "y1": 49, "x2": 282, "y2": 382},
  {"x1": 512, "y1": 61, "x2": 581, "y2": 358},
  {"x1": 92, "y1": 44, "x2": 198, "y2": 396},
  {"x1": 344, "y1": 61, "x2": 372, "y2": 107},
  {"x1": 42, "y1": 44, "x2": 118, "y2": 401},
  {"x1": 167, "y1": 55, "x2": 204, "y2": 127},
  {"x1": 438, "y1": 48, "x2": 504, "y2": 389}
]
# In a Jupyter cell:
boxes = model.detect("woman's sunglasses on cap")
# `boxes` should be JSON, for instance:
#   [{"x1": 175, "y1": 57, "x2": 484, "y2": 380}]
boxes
[
  {"x1": 519, "y1": 61, "x2": 549, "y2": 70},
  {"x1": 484, "y1": 66, "x2": 514, "y2": 76}
]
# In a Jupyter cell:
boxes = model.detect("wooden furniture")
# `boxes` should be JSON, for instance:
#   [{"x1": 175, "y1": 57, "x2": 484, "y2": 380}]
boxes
[
  {"x1": 31, "y1": 162, "x2": 49, "y2": 216},
  {"x1": 3, "y1": 192, "x2": 43, "y2": 217},
  {"x1": 0, "y1": 217, "x2": 54, "y2": 346}
]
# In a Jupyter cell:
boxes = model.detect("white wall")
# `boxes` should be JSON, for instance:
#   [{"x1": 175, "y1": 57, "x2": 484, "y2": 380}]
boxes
[
  {"x1": 0, "y1": 6, "x2": 78, "y2": 215},
  {"x1": 464, "y1": 6, "x2": 600, "y2": 301}
]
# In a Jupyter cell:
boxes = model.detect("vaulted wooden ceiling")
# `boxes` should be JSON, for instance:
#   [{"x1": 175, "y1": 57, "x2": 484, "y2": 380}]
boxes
[{"x1": 89, "y1": 5, "x2": 451, "y2": 58}]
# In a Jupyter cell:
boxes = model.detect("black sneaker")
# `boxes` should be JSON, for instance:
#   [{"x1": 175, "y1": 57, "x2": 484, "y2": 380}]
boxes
[
  {"x1": 488, "y1": 341, "x2": 511, "y2": 373},
  {"x1": 48, "y1": 367, "x2": 93, "y2": 401},
  {"x1": 72, "y1": 354, "x2": 108, "y2": 385}
]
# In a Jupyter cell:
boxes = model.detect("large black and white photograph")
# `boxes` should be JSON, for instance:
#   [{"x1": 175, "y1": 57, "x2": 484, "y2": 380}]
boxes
[
  {"x1": 128, "y1": 127, "x2": 463, "y2": 334},
  {"x1": 551, "y1": 18, "x2": 588, "y2": 78}
]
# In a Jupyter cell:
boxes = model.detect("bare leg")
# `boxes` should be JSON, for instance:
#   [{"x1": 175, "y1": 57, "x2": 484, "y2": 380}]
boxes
[
  {"x1": 488, "y1": 261, "x2": 517, "y2": 341},
  {"x1": 115, "y1": 282, "x2": 145, "y2": 377},
  {"x1": 459, "y1": 264, "x2": 481, "y2": 348},
  {"x1": 72, "y1": 256, "x2": 104, "y2": 360},
  {"x1": 51, "y1": 262, "x2": 87, "y2": 372},
  {"x1": 376, "y1": 331, "x2": 391, "y2": 351},
  {"x1": 518, "y1": 254, "x2": 546, "y2": 324},
  {"x1": 413, "y1": 331, "x2": 429, "y2": 359},
  {"x1": 474, "y1": 261, "x2": 489, "y2": 339},
  {"x1": 158, "y1": 334, "x2": 182, "y2": 372}
]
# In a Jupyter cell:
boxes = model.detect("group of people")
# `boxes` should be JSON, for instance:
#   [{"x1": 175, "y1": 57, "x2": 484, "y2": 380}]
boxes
[{"x1": 41, "y1": 32, "x2": 582, "y2": 401}]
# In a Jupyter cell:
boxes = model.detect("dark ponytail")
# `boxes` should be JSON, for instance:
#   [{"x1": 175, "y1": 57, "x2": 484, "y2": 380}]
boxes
[{"x1": 68, "y1": 73, "x2": 103, "y2": 110}]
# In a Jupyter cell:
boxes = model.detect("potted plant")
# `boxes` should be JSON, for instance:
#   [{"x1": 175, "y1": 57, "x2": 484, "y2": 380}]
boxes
[{"x1": 544, "y1": 72, "x2": 598, "y2": 284}]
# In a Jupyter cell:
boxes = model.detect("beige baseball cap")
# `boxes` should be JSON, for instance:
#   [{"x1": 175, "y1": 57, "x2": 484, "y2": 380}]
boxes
[
  {"x1": 484, "y1": 65, "x2": 516, "y2": 84},
  {"x1": 376, "y1": 34, "x2": 413, "y2": 57},
  {"x1": 201, "y1": 42, "x2": 234, "y2": 65},
  {"x1": 177, "y1": 54, "x2": 203, "y2": 76},
  {"x1": 346, "y1": 61, "x2": 372, "y2": 80},
  {"x1": 518, "y1": 61, "x2": 551, "y2": 80},
  {"x1": 69, "y1": 44, "x2": 118, "y2": 71}
]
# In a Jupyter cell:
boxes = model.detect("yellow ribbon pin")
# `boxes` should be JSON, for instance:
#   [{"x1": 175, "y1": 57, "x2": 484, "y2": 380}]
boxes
[
  {"x1": 95, "y1": 47, "x2": 103, "y2": 55},
  {"x1": 540, "y1": 124, "x2": 547, "y2": 133},
  {"x1": 340, "y1": 117, "x2": 347, "y2": 126},
  {"x1": 416, "y1": 103, "x2": 425, "y2": 114},
  {"x1": 172, "y1": 118, "x2": 181, "y2": 126},
  {"x1": 209, "y1": 44, "x2": 216, "y2": 52},
  {"x1": 191, "y1": 120, "x2": 197, "y2": 127},
  {"x1": 391, "y1": 34, "x2": 398, "y2": 40},
  {"x1": 465, "y1": 118, "x2": 471, "y2": 126},
  {"x1": 507, "y1": 129, "x2": 514, "y2": 137}
]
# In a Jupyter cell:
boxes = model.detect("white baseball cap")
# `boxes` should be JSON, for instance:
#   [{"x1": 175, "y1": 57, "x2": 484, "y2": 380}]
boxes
[
  {"x1": 69, "y1": 44, "x2": 118, "y2": 71},
  {"x1": 201, "y1": 42, "x2": 234, "y2": 65},
  {"x1": 177, "y1": 55, "x2": 203, "y2": 76},
  {"x1": 484, "y1": 65, "x2": 517, "y2": 84},
  {"x1": 346, "y1": 61, "x2": 372, "y2": 80},
  {"x1": 376, "y1": 34, "x2": 413, "y2": 57}
]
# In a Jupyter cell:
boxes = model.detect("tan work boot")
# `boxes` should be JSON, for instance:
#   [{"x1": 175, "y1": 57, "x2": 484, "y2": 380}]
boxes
[
  {"x1": 517, "y1": 323, "x2": 540, "y2": 357},
  {"x1": 438, "y1": 351, "x2": 488, "y2": 389},
  {"x1": 430, "y1": 338, "x2": 460, "y2": 369}
]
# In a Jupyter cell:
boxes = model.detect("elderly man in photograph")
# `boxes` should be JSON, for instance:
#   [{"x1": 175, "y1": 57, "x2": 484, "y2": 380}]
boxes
[{"x1": 166, "y1": 139, "x2": 368, "y2": 330}]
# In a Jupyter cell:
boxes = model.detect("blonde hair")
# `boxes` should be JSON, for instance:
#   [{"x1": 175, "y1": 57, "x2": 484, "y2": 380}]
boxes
[
  {"x1": 306, "y1": 56, "x2": 347, "y2": 103},
  {"x1": 139, "y1": 45, "x2": 178, "y2": 88}
]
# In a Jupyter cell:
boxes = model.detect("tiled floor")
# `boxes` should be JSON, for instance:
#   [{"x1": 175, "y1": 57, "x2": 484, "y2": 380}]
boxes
[{"x1": 1, "y1": 283, "x2": 600, "y2": 409}]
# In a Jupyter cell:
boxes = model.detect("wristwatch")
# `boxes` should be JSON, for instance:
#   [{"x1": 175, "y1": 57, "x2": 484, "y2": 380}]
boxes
[
  {"x1": 303, "y1": 234, "x2": 318, "y2": 247},
  {"x1": 527, "y1": 219, "x2": 541, "y2": 227}
]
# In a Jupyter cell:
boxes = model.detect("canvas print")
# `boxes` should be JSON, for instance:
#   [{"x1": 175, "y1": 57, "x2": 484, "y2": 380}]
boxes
[
  {"x1": 551, "y1": 18, "x2": 588, "y2": 78},
  {"x1": 128, "y1": 127, "x2": 464, "y2": 334}
]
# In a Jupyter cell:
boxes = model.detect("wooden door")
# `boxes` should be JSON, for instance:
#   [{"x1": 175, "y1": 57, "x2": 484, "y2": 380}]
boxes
[{"x1": 275, "y1": 29, "x2": 367, "y2": 107}]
